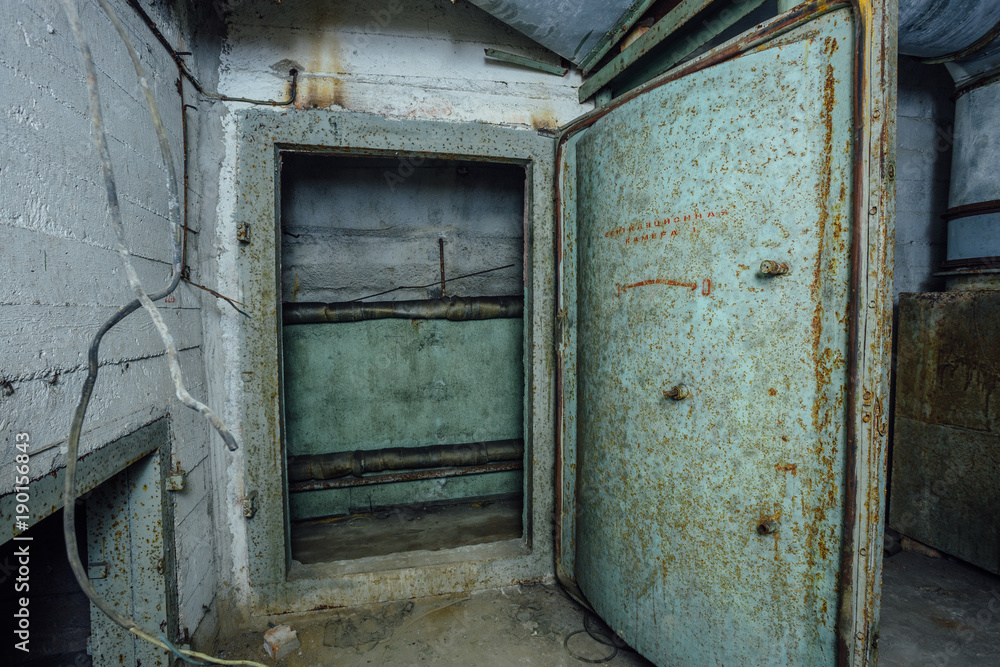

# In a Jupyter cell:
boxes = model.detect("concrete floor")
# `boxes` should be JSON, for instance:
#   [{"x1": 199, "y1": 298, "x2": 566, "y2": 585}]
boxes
[
  {"x1": 216, "y1": 583, "x2": 652, "y2": 666},
  {"x1": 879, "y1": 551, "x2": 1000, "y2": 666},
  {"x1": 213, "y1": 549, "x2": 1000, "y2": 666}
]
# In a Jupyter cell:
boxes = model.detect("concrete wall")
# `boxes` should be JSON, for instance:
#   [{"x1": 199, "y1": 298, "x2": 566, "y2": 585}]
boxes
[
  {"x1": 894, "y1": 57, "x2": 954, "y2": 299},
  {"x1": 0, "y1": 0, "x2": 220, "y2": 647},
  {"x1": 219, "y1": 0, "x2": 588, "y2": 128},
  {"x1": 280, "y1": 156, "x2": 526, "y2": 303}
]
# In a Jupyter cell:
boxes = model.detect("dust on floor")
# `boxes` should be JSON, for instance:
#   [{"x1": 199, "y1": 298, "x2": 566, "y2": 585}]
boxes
[
  {"x1": 879, "y1": 550, "x2": 1000, "y2": 666},
  {"x1": 215, "y1": 583, "x2": 652, "y2": 666}
]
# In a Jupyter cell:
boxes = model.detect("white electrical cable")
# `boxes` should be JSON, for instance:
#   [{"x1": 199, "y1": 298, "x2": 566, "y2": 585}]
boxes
[{"x1": 59, "y1": 1, "x2": 259, "y2": 664}]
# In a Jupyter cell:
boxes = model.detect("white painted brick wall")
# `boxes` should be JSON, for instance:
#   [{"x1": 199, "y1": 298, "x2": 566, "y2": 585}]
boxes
[{"x1": 0, "y1": 0, "x2": 218, "y2": 646}]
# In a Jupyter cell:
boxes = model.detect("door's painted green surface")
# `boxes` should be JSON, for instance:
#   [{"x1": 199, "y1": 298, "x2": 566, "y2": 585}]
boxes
[
  {"x1": 282, "y1": 318, "x2": 524, "y2": 518},
  {"x1": 571, "y1": 10, "x2": 855, "y2": 665}
]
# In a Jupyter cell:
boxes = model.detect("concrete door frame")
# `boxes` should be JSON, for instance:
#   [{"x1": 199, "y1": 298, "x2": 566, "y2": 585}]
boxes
[{"x1": 230, "y1": 109, "x2": 557, "y2": 615}]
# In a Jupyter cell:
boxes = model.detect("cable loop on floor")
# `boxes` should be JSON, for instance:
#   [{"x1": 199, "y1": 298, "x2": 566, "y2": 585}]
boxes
[
  {"x1": 564, "y1": 629, "x2": 619, "y2": 663},
  {"x1": 584, "y1": 611, "x2": 632, "y2": 650}
]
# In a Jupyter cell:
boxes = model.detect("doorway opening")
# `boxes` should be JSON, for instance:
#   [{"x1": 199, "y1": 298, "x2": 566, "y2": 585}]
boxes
[
  {"x1": 2, "y1": 509, "x2": 91, "y2": 667},
  {"x1": 2, "y1": 441, "x2": 174, "y2": 666},
  {"x1": 279, "y1": 152, "x2": 528, "y2": 564}
]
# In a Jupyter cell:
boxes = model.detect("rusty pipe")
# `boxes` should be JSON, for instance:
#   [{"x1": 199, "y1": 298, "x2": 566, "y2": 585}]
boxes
[
  {"x1": 283, "y1": 295, "x2": 523, "y2": 324},
  {"x1": 287, "y1": 438, "x2": 524, "y2": 482}
]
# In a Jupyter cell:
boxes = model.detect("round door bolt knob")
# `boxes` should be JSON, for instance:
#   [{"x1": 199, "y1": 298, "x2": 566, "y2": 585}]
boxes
[
  {"x1": 760, "y1": 260, "x2": 790, "y2": 275},
  {"x1": 757, "y1": 520, "x2": 779, "y2": 535},
  {"x1": 663, "y1": 384, "x2": 689, "y2": 400}
]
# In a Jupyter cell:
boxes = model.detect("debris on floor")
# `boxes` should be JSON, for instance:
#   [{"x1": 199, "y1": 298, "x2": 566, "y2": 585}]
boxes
[
  {"x1": 899, "y1": 536, "x2": 943, "y2": 559},
  {"x1": 322, "y1": 601, "x2": 415, "y2": 651},
  {"x1": 216, "y1": 583, "x2": 652, "y2": 666},
  {"x1": 264, "y1": 624, "x2": 301, "y2": 661}
]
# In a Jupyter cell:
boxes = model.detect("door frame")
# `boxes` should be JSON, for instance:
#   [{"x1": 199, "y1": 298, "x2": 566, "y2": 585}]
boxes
[
  {"x1": 554, "y1": 2, "x2": 896, "y2": 665},
  {"x1": 231, "y1": 109, "x2": 559, "y2": 615}
]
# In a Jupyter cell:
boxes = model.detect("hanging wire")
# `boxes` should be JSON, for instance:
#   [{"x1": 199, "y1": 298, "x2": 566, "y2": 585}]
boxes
[
  {"x1": 184, "y1": 278, "x2": 252, "y2": 318},
  {"x1": 563, "y1": 630, "x2": 618, "y2": 664},
  {"x1": 59, "y1": 1, "x2": 260, "y2": 664},
  {"x1": 583, "y1": 610, "x2": 632, "y2": 650},
  {"x1": 562, "y1": 610, "x2": 637, "y2": 663},
  {"x1": 350, "y1": 263, "x2": 517, "y2": 302}
]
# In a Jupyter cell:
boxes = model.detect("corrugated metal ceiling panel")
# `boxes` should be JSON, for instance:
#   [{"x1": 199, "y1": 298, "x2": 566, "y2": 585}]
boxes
[{"x1": 466, "y1": 0, "x2": 640, "y2": 64}]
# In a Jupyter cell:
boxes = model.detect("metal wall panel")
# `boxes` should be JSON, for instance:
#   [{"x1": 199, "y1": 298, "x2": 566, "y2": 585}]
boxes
[
  {"x1": 283, "y1": 319, "x2": 524, "y2": 518},
  {"x1": 467, "y1": 0, "x2": 639, "y2": 64},
  {"x1": 890, "y1": 291, "x2": 1000, "y2": 575},
  {"x1": 283, "y1": 320, "x2": 523, "y2": 456}
]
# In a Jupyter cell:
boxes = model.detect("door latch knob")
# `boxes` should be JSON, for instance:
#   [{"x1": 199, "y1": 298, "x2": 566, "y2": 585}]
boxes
[
  {"x1": 757, "y1": 520, "x2": 779, "y2": 535},
  {"x1": 760, "y1": 260, "x2": 789, "y2": 275},
  {"x1": 663, "y1": 384, "x2": 689, "y2": 400}
]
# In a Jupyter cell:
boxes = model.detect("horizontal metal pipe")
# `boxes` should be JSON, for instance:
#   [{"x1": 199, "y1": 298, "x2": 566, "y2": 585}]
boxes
[
  {"x1": 283, "y1": 295, "x2": 523, "y2": 324},
  {"x1": 288, "y1": 460, "x2": 523, "y2": 493},
  {"x1": 287, "y1": 438, "x2": 524, "y2": 482}
]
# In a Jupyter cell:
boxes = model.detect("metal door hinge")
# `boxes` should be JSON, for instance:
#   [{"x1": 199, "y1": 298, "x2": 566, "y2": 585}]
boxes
[
  {"x1": 555, "y1": 308, "x2": 568, "y2": 345},
  {"x1": 243, "y1": 490, "x2": 258, "y2": 519},
  {"x1": 167, "y1": 469, "x2": 186, "y2": 491}
]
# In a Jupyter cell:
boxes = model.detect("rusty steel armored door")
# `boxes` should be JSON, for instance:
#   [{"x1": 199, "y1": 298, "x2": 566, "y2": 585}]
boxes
[{"x1": 557, "y1": 3, "x2": 895, "y2": 666}]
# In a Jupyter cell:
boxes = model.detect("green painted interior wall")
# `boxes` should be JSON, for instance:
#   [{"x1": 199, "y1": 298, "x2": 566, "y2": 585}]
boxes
[{"x1": 282, "y1": 318, "x2": 524, "y2": 519}]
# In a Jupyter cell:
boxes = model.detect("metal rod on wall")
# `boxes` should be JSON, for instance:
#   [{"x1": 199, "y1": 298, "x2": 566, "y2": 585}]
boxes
[{"x1": 439, "y1": 238, "x2": 447, "y2": 297}]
